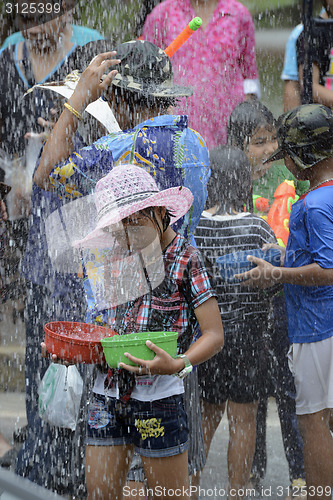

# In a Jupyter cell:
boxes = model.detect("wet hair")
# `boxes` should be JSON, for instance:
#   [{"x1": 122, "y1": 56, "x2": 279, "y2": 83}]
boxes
[
  {"x1": 111, "y1": 85, "x2": 176, "y2": 115},
  {"x1": 206, "y1": 145, "x2": 253, "y2": 214},
  {"x1": 227, "y1": 100, "x2": 276, "y2": 151}
]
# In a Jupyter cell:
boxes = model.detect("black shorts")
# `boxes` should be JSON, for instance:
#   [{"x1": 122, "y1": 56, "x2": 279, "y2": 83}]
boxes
[{"x1": 198, "y1": 317, "x2": 270, "y2": 405}]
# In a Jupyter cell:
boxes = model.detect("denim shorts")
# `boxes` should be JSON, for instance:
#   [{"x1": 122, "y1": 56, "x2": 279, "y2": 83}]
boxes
[{"x1": 85, "y1": 393, "x2": 189, "y2": 458}]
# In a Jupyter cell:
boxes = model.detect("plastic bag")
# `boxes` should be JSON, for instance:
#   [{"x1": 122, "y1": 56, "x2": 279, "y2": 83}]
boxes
[
  {"x1": 0, "y1": 137, "x2": 43, "y2": 220},
  {"x1": 38, "y1": 363, "x2": 83, "y2": 431}
]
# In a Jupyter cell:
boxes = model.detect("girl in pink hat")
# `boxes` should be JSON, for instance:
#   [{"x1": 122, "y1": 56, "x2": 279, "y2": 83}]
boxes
[{"x1": 47, "y1": 163, "x2": 224, "y2": 499}]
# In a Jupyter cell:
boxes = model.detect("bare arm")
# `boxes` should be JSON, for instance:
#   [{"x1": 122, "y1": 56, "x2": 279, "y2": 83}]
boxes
[
  {"x1": 185, "y1": 296, "x2": 224, "y2": 365},
  {"x1": 235, "y1": 256, "x2": 333, "y2": 289},
  {"x1": 245, "y1": 94, "x2": 258, "y2": 101},
  {"x1": 0, "y1": 200, "x2": 7, "y2": 221},
  {"x1": 262, "y1": 242, "x2": 286, "y2": 266},
  {"x1": 299, "y1": 63, "x2": 333, "y2": 108},
  {"x1": 34, "y1": 52, "x2": 120, "y2": 190},
  {"x1": 278, "y1": 262, "x2": 333, "y2": 285},
  {"x1": 283, "y1": 80, "x2": 301, "y2": 111}
]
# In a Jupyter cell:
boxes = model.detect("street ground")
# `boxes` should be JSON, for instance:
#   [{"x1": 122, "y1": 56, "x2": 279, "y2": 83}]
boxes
[{"x1": 0, "y1": 392, "x2": 295, "y2": 499}]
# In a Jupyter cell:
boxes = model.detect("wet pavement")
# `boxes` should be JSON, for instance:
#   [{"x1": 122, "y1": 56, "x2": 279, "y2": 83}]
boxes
[
  {"x1": 0, "y1": 392, "x2": 26, "y2": 446},
  {"x1": 200, "y1": 400, "x2": 292, "y2": 499},
  {"x1": 0, "y1": 392, "x2": 295, "y2": 499}
]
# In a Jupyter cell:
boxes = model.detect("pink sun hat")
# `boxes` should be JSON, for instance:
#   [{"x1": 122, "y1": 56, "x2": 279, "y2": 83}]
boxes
[{"x1": 73, "y1": 164, "x2": 193, "y2": 248}]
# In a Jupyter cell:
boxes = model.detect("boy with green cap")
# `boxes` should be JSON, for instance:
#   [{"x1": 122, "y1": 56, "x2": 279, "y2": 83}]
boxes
[{"x1": 236, "y1": 104, "x2": 333, "y2": 500}]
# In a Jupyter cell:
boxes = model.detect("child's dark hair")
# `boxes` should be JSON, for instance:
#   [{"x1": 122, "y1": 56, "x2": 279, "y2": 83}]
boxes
[
  {"x1": 227, "y1": 101, "x2": 276, "y2": 151},
  {"x1": 139, "y1": 207, "x2": 174, "y2": 238},
  {"x1": 112, "y1": 85, "x2": 176, "y2": 115},
  {"x1": 206, "y1": 145, "x2": 253, "y2": 214}
]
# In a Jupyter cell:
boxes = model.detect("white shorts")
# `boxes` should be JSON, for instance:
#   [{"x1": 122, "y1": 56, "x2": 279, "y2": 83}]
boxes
[{"x1": 288, "y1": 337, "x2": 333, "y2": 415}]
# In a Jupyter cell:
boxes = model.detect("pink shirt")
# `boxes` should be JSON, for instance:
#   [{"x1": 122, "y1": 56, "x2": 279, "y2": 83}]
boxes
[{"x1": 142, "y1": 0, "x2": 259, "y2": 148}]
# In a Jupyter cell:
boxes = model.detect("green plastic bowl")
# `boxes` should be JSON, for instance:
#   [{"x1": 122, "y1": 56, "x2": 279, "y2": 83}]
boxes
[{"x1": 101, "y1": 331, "x2": 178, "y2": 368}]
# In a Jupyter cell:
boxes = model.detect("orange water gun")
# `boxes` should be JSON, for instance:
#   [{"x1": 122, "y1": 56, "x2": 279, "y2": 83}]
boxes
[
  {"x1": 267, "y1": 180, "x2": 298, "y2": 247},
  {"x1": 164, "y1": 17, "x2": 202, "y2": 57},
  {"x1": 253, "y1": 195, "x2": 270, "y2": 214}
]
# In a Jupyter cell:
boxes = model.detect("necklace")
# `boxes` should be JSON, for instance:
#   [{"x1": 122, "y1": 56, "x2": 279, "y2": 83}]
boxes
[{"x1": 307, "y1": 178, "x2": 333, "y2": 193}]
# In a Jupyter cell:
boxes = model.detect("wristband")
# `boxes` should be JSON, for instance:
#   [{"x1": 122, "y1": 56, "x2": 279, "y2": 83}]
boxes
[
  {"x1": 174, "y1": 354, "x2": 193, "y2": 379},
  {"x1": 64, "y1": 102, "x2": 83, "y2": 121}
]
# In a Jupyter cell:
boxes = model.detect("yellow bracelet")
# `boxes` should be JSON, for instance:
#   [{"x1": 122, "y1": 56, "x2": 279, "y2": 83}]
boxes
[{"x1": 64, "y1": 102, "x2": 83, "y2": 120}]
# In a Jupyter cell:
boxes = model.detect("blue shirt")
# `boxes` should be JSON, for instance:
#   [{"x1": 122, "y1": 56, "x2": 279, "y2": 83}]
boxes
[
  {"x1": 1, "y1": 25, "x2": 103, "y2": 51},
  {"x1": 281, "y1": 9, "x2": 326, "y2": 81},
  {"x1": 281, "y1": 24, "x2": 303, "y2": 81},
  {"x1": 21, "y1": 136, "x2": 91, "y2": 297},
  {"x1": 284, "y1": 186, "x2": 333, "y2": 343},
  {"x1": 50, "y1": 115, "x2": 210, "y2": 240}
]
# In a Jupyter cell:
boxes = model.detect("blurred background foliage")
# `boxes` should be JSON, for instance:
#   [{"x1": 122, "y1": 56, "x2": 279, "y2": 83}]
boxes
[
  {"x1": 0, "y1": 0, "x2": 325, "y2": 42},
  {"x1": 75, "y1": 0, "x2": 323, "y2": 37}
]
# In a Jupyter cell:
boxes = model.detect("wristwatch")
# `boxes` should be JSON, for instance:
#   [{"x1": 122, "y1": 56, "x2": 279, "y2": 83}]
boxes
[{"x1": 174, "y1": 354, "x2": 193, "y2": 379}]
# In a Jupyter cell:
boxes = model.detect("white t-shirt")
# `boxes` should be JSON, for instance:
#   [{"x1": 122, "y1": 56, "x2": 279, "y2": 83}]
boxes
[{"x1": 93, "y1": 371, "x2": 184, "y2": 402}]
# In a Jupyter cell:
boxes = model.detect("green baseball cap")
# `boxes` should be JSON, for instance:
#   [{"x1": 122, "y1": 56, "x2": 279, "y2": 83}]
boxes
[
  {"x1": 110, "y1": 40, "x2": 193, "y2": 98},
  {"x1": 264, "y1": 104, "x2": 333, "y2": 170}
]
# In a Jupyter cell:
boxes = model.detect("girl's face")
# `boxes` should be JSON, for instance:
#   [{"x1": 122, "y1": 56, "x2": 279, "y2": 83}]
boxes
[
  {"x1": 106, "y1": 209, "x2": 163, "y2": 252},
  {"x1": 246, "y1": 125, "x2": 278, "y2": 180}
]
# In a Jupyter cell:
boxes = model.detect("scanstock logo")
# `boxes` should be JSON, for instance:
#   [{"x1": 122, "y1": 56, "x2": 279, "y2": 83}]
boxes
[{"x1": 5, "y1": 0, "x2": 79, "y2": 29}]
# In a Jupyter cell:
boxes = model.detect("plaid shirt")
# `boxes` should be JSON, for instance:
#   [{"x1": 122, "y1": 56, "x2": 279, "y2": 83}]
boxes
[{"x1": 108, "y1": 234, "x2": 216, "y2": 349}]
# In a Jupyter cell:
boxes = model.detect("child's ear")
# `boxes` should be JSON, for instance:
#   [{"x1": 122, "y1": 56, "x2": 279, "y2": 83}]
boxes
[
  {"x1": 159, "y1": 207, "x2": 166, "y2": 218},
  {"x1": 157, "y1": 207, "x2": 168, "y2": 232}
]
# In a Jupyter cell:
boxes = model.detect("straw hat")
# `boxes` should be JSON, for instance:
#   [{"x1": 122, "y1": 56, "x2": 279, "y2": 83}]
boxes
[{"x1": 74, "y1": 164, "x2": 193, "y2": 248}]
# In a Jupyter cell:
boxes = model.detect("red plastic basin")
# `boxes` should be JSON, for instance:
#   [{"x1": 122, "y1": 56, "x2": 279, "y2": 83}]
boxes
[{"x1": 44, "y1": 321, "x2": 118, "y2": 364}]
